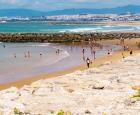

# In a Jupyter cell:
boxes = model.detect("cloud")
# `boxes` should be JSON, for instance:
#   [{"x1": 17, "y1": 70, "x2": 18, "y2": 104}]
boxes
[
  {"x1": 1, "y1": 0, "x2": 24, "y2": 5},
  {"x1": 0, "y1": 0, "x2": 140, "y2": 11}
]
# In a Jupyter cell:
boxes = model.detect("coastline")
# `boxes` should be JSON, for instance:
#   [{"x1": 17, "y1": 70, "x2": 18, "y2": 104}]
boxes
[
  {"x1": 48, "y1": 21, "x2": 140, "y2": 25},
  {"x1": 0, "y1": 38, "x2": 140, "y2": 90}
]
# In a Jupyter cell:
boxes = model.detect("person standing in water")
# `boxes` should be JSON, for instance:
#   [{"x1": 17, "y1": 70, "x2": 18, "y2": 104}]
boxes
[
  {"x1": 24, "y1": 52, "x2": 27, "y2": 58},
  {"x1": 28, "y1": 51, "x2": 30, "y2": 58},
  {"x1": 56, "y1": 49, "x2": 60, "y2": 54},
  {"x1": 86, "y1": 57, "x2": 91, "y2": 68},
  {"x1": 40, "y1": 53, "x2": 42, "y2": 58},
  {"x1": 82, "y1": 48, "x2": 85, "y2": 62},
  {"x1": 107, "y1": 49, "x2": 110, "y2": 55},
  {"x1": 92, "y1": 47, "x2": 96, "y2": 59},
  {"x1": 82, "y1": 48, "x2": 85, "y2": 55},
  {"x1": 3, "y1": 44, "x2": 6, "y2": 48},
  {"x1": 14, "y1": 53, "x2": 16, "y2": 58}
]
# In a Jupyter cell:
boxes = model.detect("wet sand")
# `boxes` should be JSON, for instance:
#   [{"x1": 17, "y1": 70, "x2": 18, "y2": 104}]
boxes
[{"x1": 0, "y1": 38, "x2": 140, "y2": 90}]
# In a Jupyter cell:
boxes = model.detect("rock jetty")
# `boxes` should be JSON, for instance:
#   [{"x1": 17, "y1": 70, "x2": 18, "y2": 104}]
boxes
[{"x1": 0, "y1": 32, "x2": 140, "y2": 43}]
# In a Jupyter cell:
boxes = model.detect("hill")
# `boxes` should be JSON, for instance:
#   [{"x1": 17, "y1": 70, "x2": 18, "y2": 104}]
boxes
[{"x1": 0, "y1": 5, "x2": 140, "y2": 16}]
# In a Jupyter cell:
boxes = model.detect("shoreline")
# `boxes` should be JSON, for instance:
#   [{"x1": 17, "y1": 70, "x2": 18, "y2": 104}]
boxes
[
  {"x1": 0, "y1": 38, "x2": 140, "y2": 90},
  {"x1": 0, "y1": 42, "x2": 140, "y2": 114},
  {"x1": 0, "y1": 50, "x2": 139, "y2": 90}
]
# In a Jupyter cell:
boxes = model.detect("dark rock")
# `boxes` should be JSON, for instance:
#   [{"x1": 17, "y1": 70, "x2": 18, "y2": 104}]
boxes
[
  {"x1": 0, "y1": 32, "x2": 140, "y2": 43},
  {"x1": 85, "y1": 110, "x2": 91, "y2": 114}
]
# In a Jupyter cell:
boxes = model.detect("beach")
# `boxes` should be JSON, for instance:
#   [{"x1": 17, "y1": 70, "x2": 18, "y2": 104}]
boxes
[
  {"x1": 0, "y1": 36, "x2": 140, "y2": 114},
  {"x1": 0, "y1": 40, "x2": 119, "y2": 84},
  {"x1": 0, "y1": 38, "x2": 139, "y2": 89},
  {"x1": 1, "y1": 1, "x2": 140, "y2": 115},
  {"x1": 0, "y1": 38, "x2": 139, "y2": 114}
]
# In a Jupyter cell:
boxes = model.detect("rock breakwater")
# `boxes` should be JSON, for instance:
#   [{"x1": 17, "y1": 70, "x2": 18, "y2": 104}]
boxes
[{"x1": 0, "y1": 32, "x2": 140, "y2": 43}]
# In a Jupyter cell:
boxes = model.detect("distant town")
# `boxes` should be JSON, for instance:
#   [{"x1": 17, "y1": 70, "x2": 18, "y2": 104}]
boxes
[{"x1": 1, "y1": 13, "x2": 140, "y2": 23}]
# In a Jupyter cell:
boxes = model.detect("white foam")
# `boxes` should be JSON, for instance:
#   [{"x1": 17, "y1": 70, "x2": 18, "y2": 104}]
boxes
[
  {"x1": 134, "y1": 26, "x2": 140, "y2": 30},
  {"x1": 59, "y1": 25, "x2": 137, "y2": 33},
  {"x1": 103, "y1": 25, "x2": 115, "y2": 28},
  {"x1": 30, "y1": 43, "x2": 50, "y2": 47},
  {"x1": 60, "y1": 27, "x2": 103, "y2": 33},
  {"x1": 20, "y1": 43, "x2": 51, "y2": 47}
]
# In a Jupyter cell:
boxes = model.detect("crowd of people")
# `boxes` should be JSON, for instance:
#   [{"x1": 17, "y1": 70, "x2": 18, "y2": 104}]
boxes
[{"x1": 82, "y1": 36, "x2": 140, "y2": 68}]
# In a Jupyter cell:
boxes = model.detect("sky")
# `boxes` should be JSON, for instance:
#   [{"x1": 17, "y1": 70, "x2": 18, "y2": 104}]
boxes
[{"x1": 0, "y1": 0, "x2": 140, "y2": 11}]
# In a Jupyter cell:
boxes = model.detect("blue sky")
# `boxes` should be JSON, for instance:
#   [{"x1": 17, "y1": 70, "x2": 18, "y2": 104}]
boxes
[{"x1": 0, "y1": 0, "x2": 140, "y2": 11}]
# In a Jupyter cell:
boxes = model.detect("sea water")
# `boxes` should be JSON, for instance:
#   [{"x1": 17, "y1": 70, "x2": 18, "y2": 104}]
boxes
[
  {"x1": 0, "y1": 42, "x2": 69, "y2": 83},
  {"x1": 0, "y1": 21, "x2": 139, "y2": 33},
  {"x1": 0, "y1": 42, "x2": 120, "y2": 84}
]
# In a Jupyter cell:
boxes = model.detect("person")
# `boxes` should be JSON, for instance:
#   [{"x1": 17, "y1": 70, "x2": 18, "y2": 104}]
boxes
[
  {"x1": 82, "y1": 48, "x2": 85, "y2": 55},
  {"x1": 24, "y1": 52, "x2": 27, "y2": 58},
  {"x1": 122, "y1": 52, "x2": 125, "y2": 59},
  {"x1": 57, "y1": 49, "x2": 60, "y2": 54},
  {"x1": 107, "y1": 50, "x2": 110, "y2": 55},
  {"x1": 130, "y1": 50, "x2": 133, "y2": 55},
  {"x1": 86, "y1": 58, "x2": 90, "y2": 68},
  {"x1": 14, "y1": 53, "x2": 16, "y2": 58},
  {"x1": 120, "y1": 37, "x2": 124, "y2": 46},
  {"x1": 123, "y1": 45, "x2": 126, "y2": 51},
  {"x1": 110, "y1": 49, "x2": 113, "y2": 55},
  {"x1": 93, "y1": 48, "x2": 96, "y2": 59},
  {"x1": 28, "y1": 51, "x2": 30, "y2": 58},
  {"x1": 3, "y1": 44, "x2": 6, "y2": 48},
  {"x1": 56, "y1": 50, "x2": 58, "y2": 54},
  {"x1": 40, "y1": 53, "x2": 42, "y2": 58}
]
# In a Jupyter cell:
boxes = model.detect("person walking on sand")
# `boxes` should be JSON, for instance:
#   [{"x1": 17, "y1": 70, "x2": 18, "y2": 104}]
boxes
[
  {"x1": 86, "y1": 57, "x2": 91, "y2": 68},
  {"x1": 122, "y1": 52, "x2": 125, "y2": 59},
  {"x1": 130, "y1": 50, "x2": 133, "y2": 56}
]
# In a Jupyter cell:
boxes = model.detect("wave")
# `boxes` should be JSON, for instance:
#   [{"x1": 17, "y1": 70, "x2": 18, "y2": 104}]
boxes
[
  {"x1": 18, "y1": 43, "x2": 51, "y2": 47},
  {"x1": 103, "y1": 25, "x2": 115, "y2": 28},
  {"x1": 29, "y1": 43, "x2": 50, "y2": 47},
  {"x1": 101, "y1": 28, "x2": 134, "y2": 32},
  {"x1": 59, "y1": 27, "x2": 102, "y2": 33},
  {"x1": 35, "y1": 48, "x2": 70, "y2": 67},
  {"x1": 134, "y1": 26, "x2": 140, "y2": 30},
  {"x1": 0, "y1": 21, "x2": 7, "y2": 23},
  {"x1": 58, "y1": 25, "x2": 138, "y2": 33}
]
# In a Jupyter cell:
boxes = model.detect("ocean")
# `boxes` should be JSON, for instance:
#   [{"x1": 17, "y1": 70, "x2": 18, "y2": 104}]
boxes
[{"x1": 0, "y1": 21, "x2": 139, "y2": 33}]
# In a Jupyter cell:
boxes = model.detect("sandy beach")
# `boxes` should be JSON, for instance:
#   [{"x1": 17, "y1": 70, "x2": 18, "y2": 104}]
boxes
[
  {"x1": 0, "y1": 38, "x2": 140, "y2": 115},
  {"x1": 0, "y1": 38, "x2": 140, "y2": 90},
  {"x1": 0, "y1": 39, "x2": 139, "y2": 114}
]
